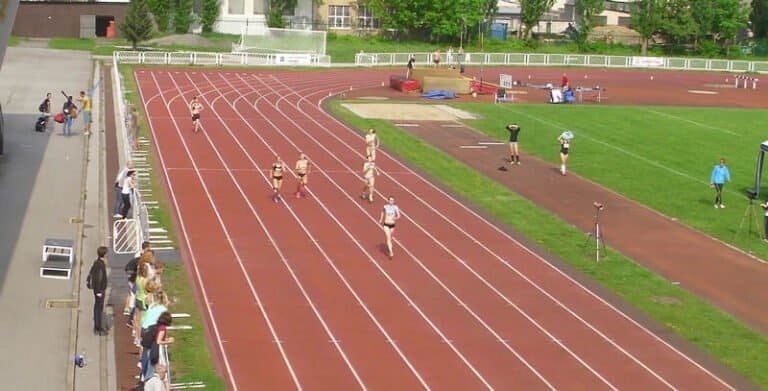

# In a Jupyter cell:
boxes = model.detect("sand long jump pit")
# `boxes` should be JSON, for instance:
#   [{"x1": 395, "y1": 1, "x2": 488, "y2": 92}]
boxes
[{"x1": 341, "y1": 103, "x2": 476, "y2": 121}]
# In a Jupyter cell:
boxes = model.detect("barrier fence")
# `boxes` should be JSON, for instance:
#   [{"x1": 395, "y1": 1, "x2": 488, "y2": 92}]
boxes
[
  {"x1": 114, "y1": 51, "x2": 332, "y2": 67},
  {"x1": 355, "y1": 52, "x2": 768, "y2": 74}
]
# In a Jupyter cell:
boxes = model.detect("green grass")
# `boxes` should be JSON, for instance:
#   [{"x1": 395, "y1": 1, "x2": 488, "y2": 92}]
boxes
[
  {"x1": 454, "y1": 103, "x2": 768, "y2": 259},
  {"x1": 161, "y1": 264, "x2": 227, "y2": 390},
  {"x1": 117, "y1": 64, "x2": 223, "y2": 386},
  {"x1": 49, "y1": 38, "x2": 96, "y2": 51},
  {"x1": 328, "y1": 100, "x2": 768, "y2": 387}
]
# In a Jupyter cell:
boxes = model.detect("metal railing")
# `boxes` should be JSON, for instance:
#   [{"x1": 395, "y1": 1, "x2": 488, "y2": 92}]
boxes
[
  {"x1": 355, "y1": 52, "x2": 768, "y2": 74},
  {"x1": 114, "y1": 51, "x2": 332, "y2": 67}
]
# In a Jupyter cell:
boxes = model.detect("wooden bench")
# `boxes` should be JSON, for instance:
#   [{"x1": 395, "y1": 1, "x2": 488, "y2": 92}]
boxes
[{"x1": 41, "y1": 239, "x2": 74, "y2": 280}]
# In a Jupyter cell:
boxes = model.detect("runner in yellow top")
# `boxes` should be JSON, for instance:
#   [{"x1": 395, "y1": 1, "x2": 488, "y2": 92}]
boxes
[
  {"x1": 364, "y1": 128, "x2": 380, "y2": 161},
  {"x1": 294, "y1": 153, "x2": 310, "y2": 198},
  {"x1": 360, "y1": 155, "x2": 380, "y2": 203},
  {"x1": 78, "y1": 91, "x2": 92, "y2": 135}
]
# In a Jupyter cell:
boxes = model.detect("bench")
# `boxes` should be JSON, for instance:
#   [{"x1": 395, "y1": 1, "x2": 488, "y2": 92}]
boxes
[{"x1": 41, "y1": 239, "x2": 74, "y2": 280}]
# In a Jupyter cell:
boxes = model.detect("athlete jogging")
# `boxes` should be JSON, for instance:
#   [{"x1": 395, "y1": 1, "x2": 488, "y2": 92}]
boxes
[
  {"x1": 271, "y1": 155, "x2": 285, "y2": 202},
  {"x1": 365, "y1": 128, "x2": 381, "y2": 161},
  {"x1": 294, "y1": 153, "x2": 310, "y2": 198},
  {"x1": 361, "y1": 155, "x2": 380, "y2": 203},
  {"x1": 190, "y1": 96, "x2": 204, "y2": 133},
  {"x1": 379, "y1": 196, "x2": 401, "y2": 259}
]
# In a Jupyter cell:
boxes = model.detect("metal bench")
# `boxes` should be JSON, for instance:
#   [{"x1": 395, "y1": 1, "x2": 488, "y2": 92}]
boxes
[{"x1": 41, "y1": 239, "x2": 74, "y2": 280}]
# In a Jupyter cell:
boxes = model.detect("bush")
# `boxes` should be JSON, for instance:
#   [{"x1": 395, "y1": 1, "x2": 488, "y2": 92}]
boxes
[{"x1": 696, "y1": 40, "x2": 721, "y2": 58}]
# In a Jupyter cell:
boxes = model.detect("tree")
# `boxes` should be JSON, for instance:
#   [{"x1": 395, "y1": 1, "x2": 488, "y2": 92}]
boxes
[
  {"x1": 520, "y1": 0, "x2": 555, "y2": 39},
  {"x1": 574, "y1": 0, "x2": 604, "y2": 48},
  {"x1": 367, "y1": 0, "x2": 488, "y2": 41},
  {"x1": 660, "y1": 0, "x2": 698, "y2": 49},
  {"x1": 753, "y1": 0, "x2": 768, "y2": 38},
  {"x1": 267, "y1": 0, "x2": 297, "y2": 28},
  {"x1": 631, "y1": 0, "x2": 664, "y2": 55},
  {"x1": 691, "y1": 0, "x2": 749, "y2": 51},
  {"x1": 120, "y1": 0, "x2": 154, "y2": 49},
  {"x1": 172, "y1": 0, "x2": 196, "y2": 33},
  {"x1": 146, "y1": 0, "x2": 171, "y2": 32},
  {"x1": 200, "y1": 0, "x2": 220, "y2": 33}
]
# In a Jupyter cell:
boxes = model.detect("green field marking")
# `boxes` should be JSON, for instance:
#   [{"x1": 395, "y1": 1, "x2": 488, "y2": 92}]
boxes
[{"x1": 329, "y1": 100, "x2": 768, "y2": 388}]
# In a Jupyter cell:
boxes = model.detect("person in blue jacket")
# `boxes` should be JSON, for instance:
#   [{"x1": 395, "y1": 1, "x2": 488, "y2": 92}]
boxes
[{"x1": 710, "y1": 158, "x2": 731, "y2": 208}]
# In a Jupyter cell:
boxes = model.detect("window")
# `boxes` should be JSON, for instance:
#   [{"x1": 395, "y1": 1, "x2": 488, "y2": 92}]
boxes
[
  {"x1": 328, "y1": 5, "x2": 351, "y2": 29},
  {"x1": 229, "y1": 0, "x2": 245, "y2": 15},
  {"x1": 357, "y1": 6, "x2": 378, "y2": 29}
]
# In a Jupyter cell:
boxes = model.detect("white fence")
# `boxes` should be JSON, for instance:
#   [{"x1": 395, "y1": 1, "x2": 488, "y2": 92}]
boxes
[
  {"x1": 356, "y1": 52, "x2": 768, "y2": 74},
  {"x1": 114, "y1": 51, "x2": 332, "y2": 67}
]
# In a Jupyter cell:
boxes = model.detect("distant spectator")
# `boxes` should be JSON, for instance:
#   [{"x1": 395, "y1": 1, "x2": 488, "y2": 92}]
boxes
[
  {"x1": 143, "y1": 362, "x2": 170, "y2": 391},
  {"x1": 432, "y1": 49, "x2": 441, "y2": 68},
  {"x1": 62, "y1": 96, "x2": 77, "y2": 136},
  {"x1": 120, "y1": 169, "x2": 138, "y2": 219},
  {"x1": 40, "y1": 92, "x2": 52, "y2": 130},
  {"x1": 406, "y1": 56, "x2": 415, "y2": 79},
  {"x1": 561, "y1": 73, "x2": 569, "y2": 89},
  {"x1": 78, "y1": 90, "x2": 92, "y2": 135},
  {"x1": 113, "y1": 160, "x2": 134, "y2": 218},
  {"x1": 87, "y1": 246, "x2": 109, "y2": 335},
  {"x1": 447, "y1": 46, "x2": 454, "y2": 67},
  {"x1": 125, "y1": 241, "x2": 150, "y2": 318}
]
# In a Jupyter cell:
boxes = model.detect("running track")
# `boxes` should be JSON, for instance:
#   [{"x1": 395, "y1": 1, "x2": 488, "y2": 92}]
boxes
[{"x1": 136, "y1": 68, "x2": 737, "y2": 390}]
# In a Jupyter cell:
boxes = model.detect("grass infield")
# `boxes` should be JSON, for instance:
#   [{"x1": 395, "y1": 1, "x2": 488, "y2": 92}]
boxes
[{"x1": 328, "y1": 100, "x2": 768, "y2": 388}]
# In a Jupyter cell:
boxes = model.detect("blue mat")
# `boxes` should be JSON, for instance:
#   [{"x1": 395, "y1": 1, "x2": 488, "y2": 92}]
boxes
[{"x1": 421, "y1": 90, "x2": 457, "y2": 99}]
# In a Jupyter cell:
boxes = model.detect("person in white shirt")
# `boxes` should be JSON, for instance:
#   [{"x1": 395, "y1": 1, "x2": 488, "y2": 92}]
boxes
[
  {"x1": 120, "y1": 170, "x2": 137, "y2": 218},
  {"x1": 113, "y1": 160, "x2": 134, "y2": 218},
  {"x1": 360, "y1": 155, "x2": 380, "y2": 203},
  {"x1": 364, "y1": 128, "x2": 380, "y2": 161},
  {"x1": 143, "y1": 362, "x2": 170, "y2": 391},
  {"x1": 379, "y1": 196, "x2": 401, "y2": 259}
]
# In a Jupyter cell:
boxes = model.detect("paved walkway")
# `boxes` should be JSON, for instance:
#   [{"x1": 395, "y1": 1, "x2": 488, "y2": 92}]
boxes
[
  {"x1": 0, "y1": 47, "x2": 114, "y2": 390},
  {"x1": 404, "y1": 121, "x2": 768, "y2": 336}
]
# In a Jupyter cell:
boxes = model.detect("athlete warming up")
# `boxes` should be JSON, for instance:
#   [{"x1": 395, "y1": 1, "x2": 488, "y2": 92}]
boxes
[
  {"x1": 294, "y1": 153, "x2": 310, "y2": 198},
  {"x1": 558, "y1": 130, "x2": 574, "y2": 176},
  {"x1": 506, "y1": 123, "x2": 521, "y2": 164},
  {"x1": 361, "y1": 155, "x2": 380, "y2": 203},
  {"x1": 270, "y1": 155, "x2": 285, "y2": 203},
  {"x1": 365, "y1": 128, "x2": 381, "y2": 161},
  {"x1": 189, "y1": 96, "x2": 204, "y2": 133},
  {"x1": 379, "y1": 196, "x2": 401, "y2": 259}
]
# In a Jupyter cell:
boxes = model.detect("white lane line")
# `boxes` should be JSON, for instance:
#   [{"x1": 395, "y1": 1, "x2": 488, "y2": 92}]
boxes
[
  {"x1": 144, "y1": 71, "x2": 300, "y2": 391},
  {"x1": 175, "y1": 72, "x2": 366, "y2": 390},
  {"x1": 459, "y1": 145, "x2": 488, "y2": 149},
  {"x1": 478, "y1": 142, "x2": 506, "y2": 145},
  {"x1": 208, "y1": 72, "x2": 432, "y2": 390},
  {"x1": 286, "y1": 75, "x2": 723, "y2": 389}
]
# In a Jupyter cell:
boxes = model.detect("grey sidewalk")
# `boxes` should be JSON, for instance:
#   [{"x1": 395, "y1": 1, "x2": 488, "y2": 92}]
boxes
[{"x1": 0, "y1": 47, "x2": 114, "y2": 390}]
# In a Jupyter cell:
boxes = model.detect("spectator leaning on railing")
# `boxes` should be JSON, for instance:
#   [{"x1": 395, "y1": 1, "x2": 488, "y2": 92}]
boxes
[{"x1": 113, "y1": 160, "x2": 134, "y2": 218}]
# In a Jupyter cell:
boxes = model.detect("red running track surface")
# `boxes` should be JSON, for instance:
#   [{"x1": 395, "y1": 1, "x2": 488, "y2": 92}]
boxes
[{"x1": 135, "y1": 68, "x2": 736, "y2": 391}]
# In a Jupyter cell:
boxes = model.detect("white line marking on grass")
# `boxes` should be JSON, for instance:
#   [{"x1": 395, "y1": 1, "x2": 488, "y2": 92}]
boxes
[{"x1": 638, "y1": 108, "x2": 738, "y2": 136}]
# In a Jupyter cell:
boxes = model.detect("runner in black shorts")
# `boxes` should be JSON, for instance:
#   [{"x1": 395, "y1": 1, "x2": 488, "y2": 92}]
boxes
[
  {"x1": 379, "y1": 196, "x2": 401, "y2": 259},
  {"x1": 506, "y1": 123, "x2": 521, "y2": 165},
  {"x1": 270, "y1": 155, "x2": 285, "y2": 203},
  {"x1": 189, "y1": 96, "x2": 203, "y2": 133},
  {"x1": 558, "y1": 130, "x2": 574, "y2": 176}
]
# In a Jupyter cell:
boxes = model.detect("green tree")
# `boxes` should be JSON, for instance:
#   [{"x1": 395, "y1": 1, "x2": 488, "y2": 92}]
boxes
[
  {"x1": 267, "y1": 0, "x2": 297, "y2": 28},
  {"x1": 631, "y1": 0, "x2": 664, "y2": 55},
  {"x1": 367, "y1": 0, "x2": 488, "y2": 40},
  {"x1": 574, "y1": 0, "x2": 604, "y2": 48},
  {"x1": 660, "y1": 0, "x2": 698, "y2": 50},
  {"x1": 200, "y1": 0, "x2": 220, "y2": 33},
  {"x1": 172, "y1": 0, "x2": 196, "y2": 33},
  {"x1": 520, "y1": 0, "x2": 555, "y2": 39},
  {"x1": 691, "y1": 0, "x2": 749, "y2": 52},
  {"x1": 753, "y1": 0, "x2": 768, "y2": 38},
  {"x1": 120, "y1": 0, "x2": 154, "y2": 49},
  {"x1": 147, "y1": 0, "x2": 171, "y2": 32}
]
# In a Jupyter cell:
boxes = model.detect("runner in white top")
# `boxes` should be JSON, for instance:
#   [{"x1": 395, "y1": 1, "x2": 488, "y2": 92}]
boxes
[
  {"x1": 189, "y1": 96, "x2": 204, "y2": 133},
  {"x1": 294, "y1": 153, "x2": 310, "y2": 198},
  {"x1": 365, "y1": 128, "x2": 380, "y2": 161},
  {"x1": 360, "y1": 155, "x2": 380, "y2": 203},
  {"x1": 270, "y1": 155, "x2": 285, "y2": 203},
  {"x1": 557, "y1": 130, "x2": 574, "y2": 176},
  {"x1": 379, "y1": 196, "x2": 401, "y2": 259}
]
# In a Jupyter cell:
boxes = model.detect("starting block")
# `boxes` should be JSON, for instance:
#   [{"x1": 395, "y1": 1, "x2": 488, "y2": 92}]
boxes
[{"x1": 41, "y1": 239, "x2": 74, "y2": 280}]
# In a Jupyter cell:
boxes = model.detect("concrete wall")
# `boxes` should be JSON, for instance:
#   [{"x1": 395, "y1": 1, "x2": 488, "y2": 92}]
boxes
[{"x1": 13, "y1": 2, "x2": 128, "y2": 38}]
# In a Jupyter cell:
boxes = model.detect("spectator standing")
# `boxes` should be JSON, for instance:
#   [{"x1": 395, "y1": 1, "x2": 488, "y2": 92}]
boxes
[
  {"x1": 447, "y1": 46, "x2": 454, "y2": 67},
  {"x1": 140, "y1": 311, "x2": 175, "y2": 381},
  {"x1": 143, "y1": 362, "x2": 170, "y2": 391},
  {"x1": 710, "y1": 158, "x2": 731, "y2": 208},
  {"x1": 558, "y1": 130, "x2": 574, "y2": 176},
  {"x1": 506, "y1": 123, "x2": 521, "y2": 165},
  {"x1": 113, "y1": 160, "x2": 135, "y2": 218},
  {"x1": 432, "y1": 49, "x2": 441, "y2": 68},
  {"x1": 62, "y1": 96, "x2": 77, "y2": 136},
  {"x1": 87, "y1": 246, "x2": 109, "y2": 335},
  {"x1": 561, "y1": 73, "x2": 569, "y2": 89},
  {"x1": 78, "y1": 90, "x2": 92, "y2": 136},
  {"x1": 457, "y1": 46, "x2": 464, "y2": 70},
  {"x1": 39, "y1": 92, "x2": 52, "y2": 130},
  {"x1": 120, "y1": 169, "x2": 138, "y2": 219},
  {"x1": 124, "y1": 240, "x2": 150, "y2": 316}
]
